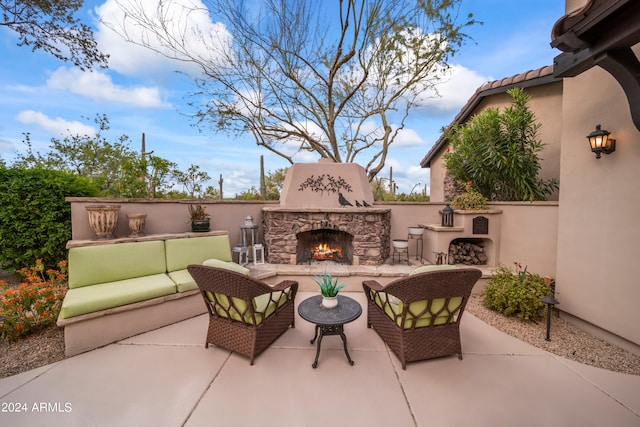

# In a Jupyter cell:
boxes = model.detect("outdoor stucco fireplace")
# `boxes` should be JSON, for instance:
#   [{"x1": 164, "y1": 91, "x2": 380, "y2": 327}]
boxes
[{"x1": 263, "y1": 160, "x2": 390, "y2": 266}]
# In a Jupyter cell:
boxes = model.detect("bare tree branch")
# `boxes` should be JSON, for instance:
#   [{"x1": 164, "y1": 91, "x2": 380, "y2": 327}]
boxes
[{"x1": 107, "y1": 0, "x2": 476, "y2": 179}]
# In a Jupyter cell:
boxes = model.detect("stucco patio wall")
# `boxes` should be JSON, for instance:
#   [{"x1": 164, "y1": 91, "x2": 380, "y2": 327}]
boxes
[
  {"x1": 67, "y1": 198, "x2": 275, "y2": 248},
  {"x1": 67, "y1": 199, "x2": 558, "y2": 276}
]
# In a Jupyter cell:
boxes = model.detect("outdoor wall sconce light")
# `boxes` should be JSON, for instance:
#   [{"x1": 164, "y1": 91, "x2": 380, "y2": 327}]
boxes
[
  {"x1": 441, "y1": 204, "x2": 454, "y2": 227},
  {"x1": 587, "y1": 124, "x2": 616, "y2": 159}
]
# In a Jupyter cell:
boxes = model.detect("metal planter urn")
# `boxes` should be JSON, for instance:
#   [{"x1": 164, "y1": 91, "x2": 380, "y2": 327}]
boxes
[{"x1": 85, "y1": 205, "x2": 121, "y2": 239}]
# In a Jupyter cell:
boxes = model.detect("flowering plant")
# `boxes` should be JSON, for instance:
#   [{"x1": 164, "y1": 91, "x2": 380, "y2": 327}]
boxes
[
  {"x1": 0, "y1": 259, "x2": 68, "y2": 340},
  {"x1": 188, "y1": 203, "x2": 209, "y2": 221},
  {"x1": 514, "y1": 261, "x2": 528, "y2": 284}
]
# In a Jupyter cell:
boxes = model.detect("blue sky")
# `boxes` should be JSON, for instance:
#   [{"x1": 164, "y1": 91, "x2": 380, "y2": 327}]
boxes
[{"x1": 0, "y1": 0, "x2": 565, "y2": 196}]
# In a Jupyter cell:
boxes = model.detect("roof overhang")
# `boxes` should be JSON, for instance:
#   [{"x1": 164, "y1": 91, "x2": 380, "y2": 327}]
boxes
[{"x1": 551, "y1": 0, "x2": 640, "y2": 130}]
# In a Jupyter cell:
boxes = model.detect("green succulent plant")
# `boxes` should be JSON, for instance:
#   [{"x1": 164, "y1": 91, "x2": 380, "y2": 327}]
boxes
[{"x1": 314, "y1": 271, "x2": 347, "y2": 297}]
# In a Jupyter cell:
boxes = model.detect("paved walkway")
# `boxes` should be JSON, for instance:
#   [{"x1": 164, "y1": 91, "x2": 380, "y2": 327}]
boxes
[{"x1": 1, "y1": 292, "x2": 639, "y2": 426}]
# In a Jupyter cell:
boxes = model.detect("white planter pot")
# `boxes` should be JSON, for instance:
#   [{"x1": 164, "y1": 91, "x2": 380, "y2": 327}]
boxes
[
  {"x1": 408, "y1": 226, "x2": 424, "y2": 235},
  {"x1": 322, "y1": 296, "x2": 338, "y2": 309},
  {"x1": 392, "y1": 239, "x2": 409, "y2": 249}
]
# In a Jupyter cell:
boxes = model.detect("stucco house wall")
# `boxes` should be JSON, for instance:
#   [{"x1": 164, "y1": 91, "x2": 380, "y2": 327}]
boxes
[
  {"x1": 555, "y1": 45, "x2": 640, "y2": 347},
  {"x1": 422, "y1": 0, "x2": 640, "y2": 349}
]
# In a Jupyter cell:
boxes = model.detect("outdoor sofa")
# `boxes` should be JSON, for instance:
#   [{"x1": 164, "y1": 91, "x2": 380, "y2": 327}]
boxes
[{"x1": 57, "y1": 232, "x2": 245, "y2": 356}]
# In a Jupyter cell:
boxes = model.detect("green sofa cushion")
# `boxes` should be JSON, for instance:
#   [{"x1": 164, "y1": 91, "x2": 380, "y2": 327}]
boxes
[
  {"x1": 205, "y1": 288, "x2": 292, "y2": 325},
  {"x1": 373, "y1": 292, "x2": 463, "y2": 328},
  {"x1": 409, "y1": 264, "x2": 458, "y2": 275},
  {"x1": 60, "y1": 273, "x2": 177, "y2": 319},
  {"x1": 68, "y1": 241, "x2": 167, "y2": 289},
  {"x1": 169, "y1": 259, "x2": 249, "y2": 293},
  {"x1": 165, "y1": 235, "x2": 233, "y2": 272},
  {"x1": 202, "y1": 258, "x2": 250, "y2": 275},
  {"x1": 167, "y1": 269, "x2": 198, "y2": 293}
]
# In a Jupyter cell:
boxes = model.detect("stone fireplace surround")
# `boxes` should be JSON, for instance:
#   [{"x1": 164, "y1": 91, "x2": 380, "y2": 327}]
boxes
[
  {"x1": 263, "y1": 160, "x2": 391, "y2": 266},
  {"x1": 262, "y1": 207, "x2": 391, "y2": 266}
]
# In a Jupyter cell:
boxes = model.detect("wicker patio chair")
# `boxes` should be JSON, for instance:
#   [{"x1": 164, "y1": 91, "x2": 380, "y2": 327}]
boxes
[
  {"x1": 362, "y1": 267, "x2": 481, "y2": 369},
  {"x1": 187, "y1": 264, "x2": 298, "y2": 365}
]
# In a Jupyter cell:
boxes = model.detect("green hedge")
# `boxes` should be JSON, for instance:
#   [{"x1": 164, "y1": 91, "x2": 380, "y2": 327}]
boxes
[{"x1": 0, "y1": 167, "x2": 98, "y2": 271}]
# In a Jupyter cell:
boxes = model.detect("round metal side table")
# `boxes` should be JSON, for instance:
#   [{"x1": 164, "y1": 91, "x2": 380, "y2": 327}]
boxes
[{"x1": 297, "y1": 295, "x2": 362, "y2": 368}]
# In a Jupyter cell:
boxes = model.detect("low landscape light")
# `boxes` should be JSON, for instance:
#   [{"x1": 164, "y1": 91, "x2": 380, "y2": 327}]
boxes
[{"x1": 540, "y1": 296, "x2": 560, "y2": 341}]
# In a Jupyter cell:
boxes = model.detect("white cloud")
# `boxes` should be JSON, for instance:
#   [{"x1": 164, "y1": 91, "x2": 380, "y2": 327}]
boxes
[
  {"x1": 47, "y1": 67, "x2": 165, "y2": 108},
  {"x1": 15, "y1": 110, "x2": 96, "y2": 136},
  {"x1": 417, "y1": 64, "x2": 490, "y2": 113},
  {"x1": 392, "y1": 127, "x2": 425, "y2": 147},
  {"x1": 95, "y1": 0, "x2": 231, "y2": 78}
]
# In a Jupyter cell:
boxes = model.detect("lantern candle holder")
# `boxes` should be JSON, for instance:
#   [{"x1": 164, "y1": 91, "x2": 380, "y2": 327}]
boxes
[{"x1": 441, "y1": 204, "x2": 454, "y2": 227}]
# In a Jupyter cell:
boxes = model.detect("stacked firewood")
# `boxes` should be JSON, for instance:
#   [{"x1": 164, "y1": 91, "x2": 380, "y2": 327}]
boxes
[{"x1": 448, "y1": 240, "x2": 488, "y2": 265}]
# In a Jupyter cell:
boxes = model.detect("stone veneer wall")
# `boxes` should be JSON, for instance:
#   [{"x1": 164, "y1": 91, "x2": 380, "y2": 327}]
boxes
[
  {"x1": 443, "y1": 171, "x2": 464, "y2": 202},
  {"x1": 263, "y1": 208, "x2": 391, "y2": 265}
]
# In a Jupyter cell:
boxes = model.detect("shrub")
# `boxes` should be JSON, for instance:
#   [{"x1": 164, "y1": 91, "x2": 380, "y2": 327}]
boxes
[
  {"x1": 443, "y1": 88, "x2": 558, "y2": 201},
  {"x1": 0, "y1": 259, "x2": 68, "y2": 340},
  {"x1": 450, "y1": 181, "x2": 487, "y2": 210},
  {"x1": 482, "y1": 263, "x2": 553, "y2": 321},
  {"x1": 0, "y1": 166, "x2": 97, "y2": 271}
]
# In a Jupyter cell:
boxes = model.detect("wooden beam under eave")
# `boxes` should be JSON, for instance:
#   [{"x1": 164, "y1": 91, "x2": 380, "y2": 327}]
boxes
[{"x1": 596, "y1": 48, "x2": 640, "y2": 131}]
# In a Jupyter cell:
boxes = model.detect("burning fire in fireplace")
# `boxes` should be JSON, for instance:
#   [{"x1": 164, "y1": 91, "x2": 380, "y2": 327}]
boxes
[{"x1": 311, "y1": 243, "x2": 343, "y2": 261}]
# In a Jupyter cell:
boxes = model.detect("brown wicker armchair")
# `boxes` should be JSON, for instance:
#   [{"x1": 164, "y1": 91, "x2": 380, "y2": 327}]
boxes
[
  {"x1": 362, "y1": 267, "x2": 481, "y2": 369},
  {"x1": 187, "y1": 264, "x2": 298, "y2": 365}
]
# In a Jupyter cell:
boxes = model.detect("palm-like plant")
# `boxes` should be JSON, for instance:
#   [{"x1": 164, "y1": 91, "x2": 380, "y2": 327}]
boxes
[{"x1": 314, "y1": 271, "x2": 346, "y2": 297}]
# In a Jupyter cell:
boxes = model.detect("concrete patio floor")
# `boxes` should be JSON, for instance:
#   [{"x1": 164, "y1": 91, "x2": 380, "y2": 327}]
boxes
[{"x1": 1, "y1": 291, "x2": 639, "y2": 426}]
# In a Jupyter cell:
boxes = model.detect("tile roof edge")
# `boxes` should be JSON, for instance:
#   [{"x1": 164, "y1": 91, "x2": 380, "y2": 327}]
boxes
[{"x1": 420, "y1": 65, "x2": 558, "y2": 168}]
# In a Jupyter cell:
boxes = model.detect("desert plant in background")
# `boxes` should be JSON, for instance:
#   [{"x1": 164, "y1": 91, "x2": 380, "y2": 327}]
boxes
[
  {"x1": 0, "y1": 259, "x2": 68, "y2": 340},
  {"x1": 450, "y1": 181, "x2": 487, "y2": 210},
  {"x1": 482, "y1": 262, "x2": 553, "y2": 321}
]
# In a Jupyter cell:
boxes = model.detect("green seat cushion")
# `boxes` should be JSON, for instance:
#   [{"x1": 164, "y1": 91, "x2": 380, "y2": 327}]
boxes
[
  {"x1": 373, "y1": 291, "x2": 463, "y2": 329},
  {"x1": 68, "y1": 241, "x2": 167, "y2": 289},
  {"x1": 169, "y1": 260, "x2": 249, "y2": 292},
  {"x1": 202, "y1": 258, "x2": 250, "y2": 275},
  {"x1": 409, "y1": 264, "x2": 458, "y2": 275},
  {"x1": 60, "y1": 273, "x2": 177, "y2": 319},
  {"x1": 204, "y1": 288, "x2": 292, "y2": 325},
  {"x1": 167, "y1": 269, "x2": 198, "y2": 292},
  {"x1": 165, "y1": 235, "x2": 232, "y2": 272}
]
